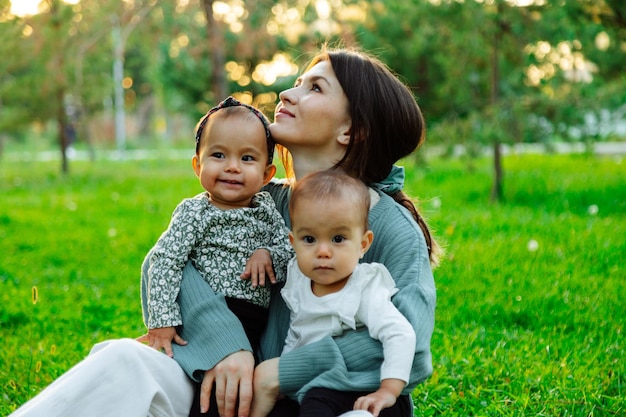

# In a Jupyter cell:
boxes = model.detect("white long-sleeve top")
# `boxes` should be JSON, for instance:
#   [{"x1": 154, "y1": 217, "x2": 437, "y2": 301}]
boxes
[{"x1": 281, "y1": 258, "x2": 417, "y2": 383}]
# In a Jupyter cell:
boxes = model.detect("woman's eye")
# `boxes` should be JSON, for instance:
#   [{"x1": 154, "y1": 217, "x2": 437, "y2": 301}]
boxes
[
  {"x1": 303, "y1": 236, "x2": 315, "y2": 244},
  {"x1": 311, "y1": 83, "x2": 321, "y2": 92},
  {"x1": 332, "y1": 235, "x2": 345, "y2": 243}
]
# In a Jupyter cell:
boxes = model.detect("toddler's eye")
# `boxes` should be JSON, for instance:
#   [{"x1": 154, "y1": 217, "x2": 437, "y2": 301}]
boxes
[
  {"x1": 242, "y1": 155, "x2": 255, "y2": 162},
  {"x1": 332, "y1": 235, "x2": 345, "y2": 243},
  {"x1": 211, "y1": 152, "x2": 225, "y2": 159},
  {"x1": 303, "y1": 236, "x2": 315, "y2": 244}
]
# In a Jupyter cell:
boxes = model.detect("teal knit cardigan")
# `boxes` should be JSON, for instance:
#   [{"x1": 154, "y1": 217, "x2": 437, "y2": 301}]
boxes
[{"x1": 140, "y1": 179, "x2": 436, "y2": 401}]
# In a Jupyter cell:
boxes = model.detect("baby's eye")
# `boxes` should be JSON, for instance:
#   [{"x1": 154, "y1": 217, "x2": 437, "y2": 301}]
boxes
[
  {"x1": 332, "y1": 235, "x2": 345, "y2": 243},
  {"x1": 211, "y1": 152, "x2": 225, "y2": 159},
  {"x1": 303, "y1": 236, "x2": 315, "y2": 244},
  {"x1": 242, "y1": 155, "x2": 255, "y2": 162}
]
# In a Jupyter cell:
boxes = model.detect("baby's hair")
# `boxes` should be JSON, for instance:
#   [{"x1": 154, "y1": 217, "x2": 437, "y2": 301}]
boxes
[
  {"x1": 194, "y1": 96, "x2": 275, "y2": 164},
  {"x1": 289, "y1": 170, "x2": 370, "y2": 231}
]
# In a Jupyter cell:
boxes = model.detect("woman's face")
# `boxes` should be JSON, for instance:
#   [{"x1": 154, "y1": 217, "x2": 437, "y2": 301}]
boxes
[{"x1": 270, "y1": 61, "x2": 351, "y2": 155}]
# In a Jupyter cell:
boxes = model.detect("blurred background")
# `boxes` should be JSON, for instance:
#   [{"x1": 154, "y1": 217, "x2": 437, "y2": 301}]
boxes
[
  {"x1": 2, "y1": 2, "x2": 625, "y2": 414},
  {"x1": 1, "y1": 0, "x2": 625, "y2": 198}
]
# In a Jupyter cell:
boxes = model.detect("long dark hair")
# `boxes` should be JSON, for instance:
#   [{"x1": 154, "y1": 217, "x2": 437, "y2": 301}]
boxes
[{"x1": 305, "y1": 47, "x2": 442, "y2": 267}]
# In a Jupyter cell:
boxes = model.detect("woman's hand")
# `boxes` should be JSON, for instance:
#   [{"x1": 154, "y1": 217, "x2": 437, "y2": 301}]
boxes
[{"x1": 200, "y1": 350, "x2": 255, "y2": 417}]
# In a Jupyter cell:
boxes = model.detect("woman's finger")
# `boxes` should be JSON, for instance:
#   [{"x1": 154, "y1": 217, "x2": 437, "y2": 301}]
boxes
[{"x1": 200, "y1": 371, "x2": 215, "y2": 414}]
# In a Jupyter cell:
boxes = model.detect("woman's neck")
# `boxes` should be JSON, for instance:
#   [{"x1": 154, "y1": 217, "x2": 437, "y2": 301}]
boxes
[{"x1": 290, "y1": 152, "x2": 341, "y2": 181}]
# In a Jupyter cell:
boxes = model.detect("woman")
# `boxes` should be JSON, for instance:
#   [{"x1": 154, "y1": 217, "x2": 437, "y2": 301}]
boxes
[
  {"x1": 9, "y1": 47, "x2": 437, "y2": 417},
  {"x1": 180, "y1": 47, "x2": 438, "y2": 417}
]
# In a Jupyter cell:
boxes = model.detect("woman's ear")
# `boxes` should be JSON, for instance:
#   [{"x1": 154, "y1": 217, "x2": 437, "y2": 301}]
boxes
[{"x1": 337, "y1": 127, "x2": 351, "y2": 146}]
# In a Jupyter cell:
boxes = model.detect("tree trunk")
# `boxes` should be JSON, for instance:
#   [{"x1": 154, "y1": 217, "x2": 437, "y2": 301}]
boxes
[
  {"x1": 50, "y1": 0, "x2": 70, "y2": 174},
  {"x1": 0, "y1": 99, "x2": 3, "y2": 161},
  {"x1": 202, "y1": 0, "x2": 228, "y2": 102},
  {"x1": 57, "y1": 88, "x2": 69, "y2": 174},
  {"x1": 112, "y1": 19, "x2": 126, "y2": 156},
  {"x1": 491, "y1": 141, "x2": 503, "y2": 202},
  {"x1": 490, "y1": 2, "x2": 504, "y2": 202}
]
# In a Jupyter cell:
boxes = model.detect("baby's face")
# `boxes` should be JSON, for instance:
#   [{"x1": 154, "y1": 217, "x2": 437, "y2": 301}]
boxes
[{"x1": 289, "y1": 196, "x2": 371, "y2": 295}]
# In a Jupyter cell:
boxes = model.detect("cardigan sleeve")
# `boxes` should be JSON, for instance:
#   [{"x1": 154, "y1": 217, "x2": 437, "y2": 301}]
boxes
[{"x1": 141, "y1": 254, "x2": 253, "y2": 382}]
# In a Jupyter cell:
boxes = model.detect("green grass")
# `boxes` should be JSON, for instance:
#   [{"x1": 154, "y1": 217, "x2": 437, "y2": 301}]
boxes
[{"x1": 1, "y1": 153, "x2": 624, "y2": 416}]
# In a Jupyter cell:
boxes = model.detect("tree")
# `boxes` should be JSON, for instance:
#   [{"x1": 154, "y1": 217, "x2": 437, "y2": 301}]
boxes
[
  {"x1": 356, "y1": 0, "x2": 624, "y2": 201},
  {"x1": 110, "y1": 1, "x2": 155, "y2": 154},
  {"x1": 3, "y1": 0, "x2": 78, "y2": 173},
  {"x1": 201, "y1": 0, "x2": 227, "y2": 101},
  {"x1": 1, "y1": 0, "x2": 115, "y2": 171},
  {"x1": 1, "y1": 0, "x2": 622, "y2": 181},
  {"x1": 0, "y1": 3, "x2": 34, "y2": 155}
]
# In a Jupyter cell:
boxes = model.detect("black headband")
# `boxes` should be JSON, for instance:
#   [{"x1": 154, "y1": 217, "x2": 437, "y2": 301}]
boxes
[{"x1": 195, "y1": 96, "x2": 274, "y2": 164}]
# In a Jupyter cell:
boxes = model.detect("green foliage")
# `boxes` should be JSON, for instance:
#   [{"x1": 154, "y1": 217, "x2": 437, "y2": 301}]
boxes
[
  {"x1": 356, "y1": 0, "x2": 625, "y2": 146},
  {"x1": 1, "y1": 153, "x2": 624, "y2": 415},
  {"x1": 2, "y1": 0, "x2": 624, "y2": 156}
]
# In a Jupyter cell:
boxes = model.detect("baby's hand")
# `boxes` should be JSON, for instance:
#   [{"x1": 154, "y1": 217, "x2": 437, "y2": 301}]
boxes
[
  {"x1": 136, "y1": 326, "x2": 187, "y2": 357},
  {"x1": 250, "y1": 358, "x2": 280, "y2": 417},
  {"x1": 353, "y1": 388, "x2": 397, "y2": 417},
  {"x1": 241, "y1": 249, "x2": 275, "y2": 288}
]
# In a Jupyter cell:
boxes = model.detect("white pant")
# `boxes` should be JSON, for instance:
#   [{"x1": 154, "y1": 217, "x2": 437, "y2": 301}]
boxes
[
  {"x1": 10, "y1": 338, "x2": 374, "y2": 417},
  {"x1": 10, "y1": 339, "x2": 194, "y2": 417}
]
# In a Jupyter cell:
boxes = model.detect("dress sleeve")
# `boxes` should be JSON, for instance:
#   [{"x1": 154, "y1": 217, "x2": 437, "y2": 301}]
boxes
[
  {"x1": 258, "y1": 194, "x2": 294, "y2": 282},
  {"x1": 145, "y1": 200, "x2": 201, "y2": 329}
]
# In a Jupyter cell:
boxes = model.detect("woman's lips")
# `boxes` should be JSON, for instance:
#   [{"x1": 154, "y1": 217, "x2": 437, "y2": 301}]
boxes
[{"x1": 276, "y1": 108, "x2": 295, "y2": 118}]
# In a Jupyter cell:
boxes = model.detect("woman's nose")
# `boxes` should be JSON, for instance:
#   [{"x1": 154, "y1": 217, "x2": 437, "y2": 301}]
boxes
[{"x1": 279, "y1": 87, "x2": 296, "y2": 105}]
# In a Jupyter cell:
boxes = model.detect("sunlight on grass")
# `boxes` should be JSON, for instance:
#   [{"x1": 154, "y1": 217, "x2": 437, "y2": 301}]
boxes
[
  {"x1": 1, "y1": 154, "x2": 624, "y2": 415},
  {"x1": 401, "y1": 154, "x2": 624, "y2": 416}
]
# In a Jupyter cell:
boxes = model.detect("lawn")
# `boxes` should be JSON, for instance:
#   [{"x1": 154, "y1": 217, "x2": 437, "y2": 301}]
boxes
[{"x1": 1, "y1": 152, "x2": 624, "y2": 415}]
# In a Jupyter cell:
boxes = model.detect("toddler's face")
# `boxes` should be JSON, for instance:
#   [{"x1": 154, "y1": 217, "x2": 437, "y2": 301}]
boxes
[{"x1": 193, "y1": 116, "x2": 274, "y2": 210}]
